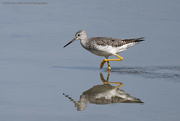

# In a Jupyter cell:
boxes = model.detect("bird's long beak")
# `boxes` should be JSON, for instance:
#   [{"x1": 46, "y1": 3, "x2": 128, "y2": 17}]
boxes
[{"x1": 63, "y1": 38, "x2": 76, "y2": 48}]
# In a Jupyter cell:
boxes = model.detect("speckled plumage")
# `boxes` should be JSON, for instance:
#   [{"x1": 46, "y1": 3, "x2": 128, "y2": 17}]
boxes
[
  {"x1": 90, "y1": 37, "x2": 144, "y2": 47},
  {"x1": 64, "y1": 30, "x2": 144, "y2": 70}
]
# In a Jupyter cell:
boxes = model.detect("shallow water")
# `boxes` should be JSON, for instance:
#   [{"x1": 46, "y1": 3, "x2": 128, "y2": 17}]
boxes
[{"x1": 0, "y1": 0, "x2": 180, "y2": 121}]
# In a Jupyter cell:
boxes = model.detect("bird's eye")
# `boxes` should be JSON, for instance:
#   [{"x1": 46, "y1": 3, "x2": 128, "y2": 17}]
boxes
[{"x1": 77, "y1": 34, "x2": 80, "y2": 36}]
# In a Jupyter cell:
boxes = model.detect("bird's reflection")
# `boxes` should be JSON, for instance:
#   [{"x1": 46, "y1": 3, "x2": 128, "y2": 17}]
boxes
[{"x1": 63, "y1": 71, "x2": 143, "y2": 111}]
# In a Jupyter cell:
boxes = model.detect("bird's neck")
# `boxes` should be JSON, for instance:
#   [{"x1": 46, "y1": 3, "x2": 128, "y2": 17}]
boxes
[{"x1": 80, "y1": 38, "x2": 88, "y2": 48}]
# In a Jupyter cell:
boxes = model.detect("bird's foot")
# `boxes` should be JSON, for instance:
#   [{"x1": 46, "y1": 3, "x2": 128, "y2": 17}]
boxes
[
  {"x1": 108, "y1": 66, "x2": 111, "y2": 70},
  {"x1": 100, "y1": 60, "x2": 106, "y2": 69},
  {"x1": 107, "y1": 61, "x2": 111, "y2": 70},
  {"x1": 100, "y1": 60, "x2": 111, "y2": 70}
]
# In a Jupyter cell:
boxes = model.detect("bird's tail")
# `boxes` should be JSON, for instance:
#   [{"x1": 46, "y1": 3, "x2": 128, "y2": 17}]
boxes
[
  {"x1": 133, "y1": 37, "x2": 145, "y2": 42},
  {"x1": 122, "y1": 37, "x2": 145, "y2": 43}
]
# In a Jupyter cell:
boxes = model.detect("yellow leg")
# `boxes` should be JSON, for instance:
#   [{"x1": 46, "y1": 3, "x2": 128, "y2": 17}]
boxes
[
  {"x1": 107, "y1": 61, "x2": 111, "y2": 70},
  {"x1": 103, "y1": 81, "x2": 123, "y2": 89},
  {"x1": 100, "y1": 54, "x2": 123, "y2": 70},
  {"x1": 100, "y1": 72, "x2": 123, "y2": 89}
]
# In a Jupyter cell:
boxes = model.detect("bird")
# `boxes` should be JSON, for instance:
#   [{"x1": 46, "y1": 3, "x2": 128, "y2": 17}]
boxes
[
  {"x1": 63, "y1": 30, "x2": 144, "y2": 70},
  {"x1": 63, "y1": 72, "x2": 143, "y2": 111}
]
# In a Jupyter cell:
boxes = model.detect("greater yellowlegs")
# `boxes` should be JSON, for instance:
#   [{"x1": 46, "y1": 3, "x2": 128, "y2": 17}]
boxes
[
  {"x1": 63, "y1": 72, "x2": 143, "y2": 111},
  {"x1": 63, "y1": 30, "x2": 144, "y2": 70}
]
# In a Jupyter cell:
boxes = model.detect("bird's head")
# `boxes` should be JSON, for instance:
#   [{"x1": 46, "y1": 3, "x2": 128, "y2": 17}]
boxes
[{"x1": 63, "y1": 30, "x2": 87, "y2": 48}]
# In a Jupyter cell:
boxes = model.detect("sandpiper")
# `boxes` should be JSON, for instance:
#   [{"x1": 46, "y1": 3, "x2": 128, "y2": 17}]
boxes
[{"x1": 63, "y1": 30, "x2": 144, "y2": 70}]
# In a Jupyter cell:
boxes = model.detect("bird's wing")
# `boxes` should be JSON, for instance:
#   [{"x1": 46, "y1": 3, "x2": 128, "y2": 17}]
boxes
[{"x1": 90, "y1": 37, "x2": 144, "y2": 47}]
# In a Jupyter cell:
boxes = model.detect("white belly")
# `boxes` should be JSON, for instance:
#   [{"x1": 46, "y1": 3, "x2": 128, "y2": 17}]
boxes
[{"x1": 81, "y1": 41, "x2": 137, "y2": 57}]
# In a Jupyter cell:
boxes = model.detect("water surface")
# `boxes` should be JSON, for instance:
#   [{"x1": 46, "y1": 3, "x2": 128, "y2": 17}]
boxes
[{"x1": 0, "y1": 0, "x2": 180, "y2": 121}]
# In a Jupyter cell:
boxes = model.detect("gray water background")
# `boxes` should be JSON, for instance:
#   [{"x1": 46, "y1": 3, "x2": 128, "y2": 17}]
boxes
[{"x1": 0, "y1": 0, "x2": 180, "y2": 121}]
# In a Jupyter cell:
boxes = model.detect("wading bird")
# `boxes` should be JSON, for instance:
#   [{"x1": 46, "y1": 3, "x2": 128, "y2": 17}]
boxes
[{"x1": 64, "y1": 30, "x2": 144, "y2": 70}]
